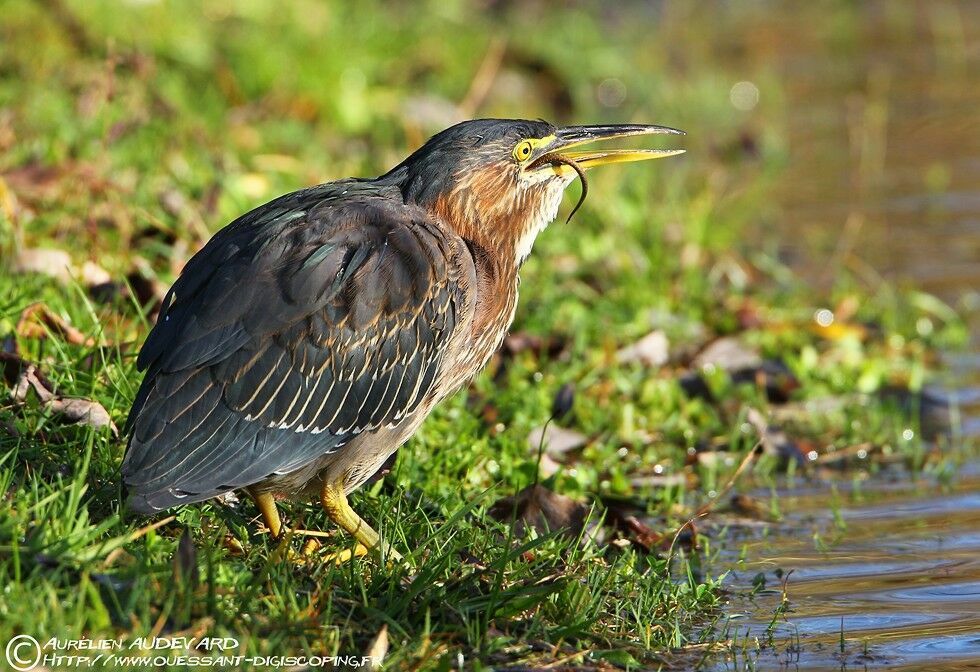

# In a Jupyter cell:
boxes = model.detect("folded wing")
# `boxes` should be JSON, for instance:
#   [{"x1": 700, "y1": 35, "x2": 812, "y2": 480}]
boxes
[{"x1": 122, "y1": 184, "x2": 466, "y2": 511}]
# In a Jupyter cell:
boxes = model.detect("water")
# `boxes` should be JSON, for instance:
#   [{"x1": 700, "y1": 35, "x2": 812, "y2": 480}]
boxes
[
  {"x1": 690, "y1": 2, "x2": 980, "y2": 668},
  {"x1": 750, "y1": 2, "x2": 980, "y2": 327},
  {"x1": 710, "y1": 466, "x2": 980, "y2": 671}
]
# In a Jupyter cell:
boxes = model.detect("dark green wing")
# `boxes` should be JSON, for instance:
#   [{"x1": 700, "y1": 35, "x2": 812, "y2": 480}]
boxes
[{"x1": 122, "y1": 182, "x2": 466, "y2": 512}]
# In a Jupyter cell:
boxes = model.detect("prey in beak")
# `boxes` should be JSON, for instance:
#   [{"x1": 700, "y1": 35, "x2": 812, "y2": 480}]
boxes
[{"x1": 529, "y1": 123, "x2": 686, "y2": 221}]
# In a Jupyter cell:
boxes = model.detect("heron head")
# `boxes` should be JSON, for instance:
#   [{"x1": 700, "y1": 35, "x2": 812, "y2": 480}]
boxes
[{"x1": 393, "y1": 118, "x2": 685, "y2": 266}]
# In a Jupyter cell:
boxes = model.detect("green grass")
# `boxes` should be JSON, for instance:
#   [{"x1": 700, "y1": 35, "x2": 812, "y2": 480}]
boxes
[{"x1": 0, "y1": 1, "x2": 974, "y2": 669}]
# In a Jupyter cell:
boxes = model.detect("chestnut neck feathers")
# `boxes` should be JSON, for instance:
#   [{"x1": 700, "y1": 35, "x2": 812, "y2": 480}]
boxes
[{"x1": 429, "y1": 163, "x2": 567, "y2": 271}]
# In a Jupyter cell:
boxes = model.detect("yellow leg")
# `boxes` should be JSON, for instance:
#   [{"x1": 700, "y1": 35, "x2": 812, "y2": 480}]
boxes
[
  {"x1": 250, "y1": 488, "x2": 283, "y2": 538},
  {"x1": 250, "y1": 489, "x2": 323, "y2": 563},
  {"x1": 320, "y1": 482, "x2": 401, "y2": 562}
]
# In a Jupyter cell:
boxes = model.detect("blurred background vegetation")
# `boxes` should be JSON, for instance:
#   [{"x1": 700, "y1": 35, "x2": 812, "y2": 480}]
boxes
[
  {"x1": 1, "y1": 0, "x2": 977, "y2": 668},
  {"x1": 2, "y1": 0, "x2": 977, "y2": 339}
]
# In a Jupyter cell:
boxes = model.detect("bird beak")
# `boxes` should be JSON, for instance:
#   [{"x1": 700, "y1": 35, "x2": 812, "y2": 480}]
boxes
[{"x1": 535, "y1": 124, "x2": 685, "y2": 170}]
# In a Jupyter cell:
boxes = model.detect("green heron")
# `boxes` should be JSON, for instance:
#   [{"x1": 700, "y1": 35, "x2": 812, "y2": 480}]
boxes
[{"x1": 122, "y1": 119, "x2": 683, "y2": 560}]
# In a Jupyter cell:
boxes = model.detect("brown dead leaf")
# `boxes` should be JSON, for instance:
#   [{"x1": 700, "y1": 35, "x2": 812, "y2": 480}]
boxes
[
  {"x1": 733, "y1": 298, "x2": 766, "y2": 329},
  {"x1": 1, "y1": 350, "x2": 34, "y2": 387},
  {"x1": 9, "y1": 361, "x2": 117, "y2": 435},
  {"x1": 489, "y1": 484, "x2": 587, "y2": 538},
  {"x1": 17, "y1": 303, "x2": 95, "y2": 347},
  {"x1": 693, "y1": 336, "x2": 762, "y2": 371},
  {"x1": 364, "y1": 624, "x2": 388, "y2": 670},
  {"x1": 80, "y1": 260, "x2": 111, "y2": 286},
  {"x1": 4, "y1": 159, "x2": 113, "y2": 205},
  {"x1": 535, "y1": 453, "x2": 563, "y2": 479},
  {"x1": 603, "y1": 505, "x2": 666, "y2": 551},
  {"x1": 12, "y1": 248, "x2": 73, "y2": 283},
  {"x1": 127, "y1": 265, "x2": 167, "y2": 313},
  {"x1": 2, "y1": 164, "x2": 69, "y2": 203},
  {"x1": 86, "y1": 257, "x2": 168, "y2": 317},
  {"x1": 616, "y1": 330, "x2": 670, "y2": 367},
  {"x1": 10, "y1": 250, "x2": 122, "y2": 306},
  {"x1": 602, "y1": 499, "x2": 699, "y2": 553},
  {"x1": 527, "y1": 425, "x2": 588, "y2": 458},
  {"x1": 44, "y1": 396, "x2": 115, "y2": 430}
]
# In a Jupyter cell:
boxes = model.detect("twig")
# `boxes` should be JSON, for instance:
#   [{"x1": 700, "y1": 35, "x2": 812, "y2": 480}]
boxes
[{"x1": 694, "y1": 440, "x2": 763, "y2": 519}]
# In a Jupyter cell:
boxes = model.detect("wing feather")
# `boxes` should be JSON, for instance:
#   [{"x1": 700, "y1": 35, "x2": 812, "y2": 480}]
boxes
[{"x1": 122, "y1": 184, "x2": 469, "y2": 512}]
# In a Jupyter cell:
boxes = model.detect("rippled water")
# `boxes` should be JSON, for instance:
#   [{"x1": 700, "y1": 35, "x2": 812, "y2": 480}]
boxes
[
  {"x1": 709, "y1": 465, "x2": 980, "y2": 671},
  {"x1": 756, "y1": 3, "x2": 980, "y2": 330},
  {"x1": 693, "y1": 2, "x2": 980, "y2": 668}
]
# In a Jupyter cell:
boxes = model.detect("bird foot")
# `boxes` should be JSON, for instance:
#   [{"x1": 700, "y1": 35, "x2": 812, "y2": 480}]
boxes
[
  {"x1": 265, "y1": 530, "x2": 392, "y2": 567},
  {"x1": 320, "y1": 542, "x2": 371, "y2": 564}
]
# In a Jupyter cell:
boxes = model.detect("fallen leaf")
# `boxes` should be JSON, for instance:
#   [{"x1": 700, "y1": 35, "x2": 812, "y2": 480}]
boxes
[
  {"x1": 80, "y1": 261, "x2": 111, "y2": 286},
  {"x1": 364, "y1": 625, "x2": 388, "y2": 670},
  {"x1": 693, "y1": 336, "x2": 762, "y2": 371},
  {"x1": 1, "y1": 350, "x2": 31, "y2": 387},
  {"x1": 603, "y1": 506, "x2": 665, "y2": 551},
  {"x1": 128, "y1": 258, "x2": 168, "y2": 315},
  {"x1": 489, "y1": 484, "x2": 587, "y2": 538},
  {"x1": 16, "y1": 302, "x2": 95, "y2": 346},
  {"x1": 536, "y1": 452, "x2": 563, "y2": 479},
  {"x1": 602, "y1": 498, "x2": 699, "y2": 552},
  {"x1": 87, "y1": 257, "x2": 168, "y2": 316},
  {"x1": 2, "y1": 162, "x2": 82, "y2": 204},
  {"x1": 9, "y1": 361, "x2": 117, "y2": 435},
  {"x1": 9, "y1": 360, "x2": 54, "y2": 400},
  {"x1": 12, "y1": 248, "x2": 73, "y2": 283},
  {"x1": 733, "y1": 299, "x2": 765, "y2": 329},
  {"x1": 616, "y1": 330, "x2": 670, "y2": 367},
  {"x1": 43, "y1": 396, "x2": 115, "y2": 431},
  {"x1": 527, "y1": 425, "x2": 588, "y2": 458}
]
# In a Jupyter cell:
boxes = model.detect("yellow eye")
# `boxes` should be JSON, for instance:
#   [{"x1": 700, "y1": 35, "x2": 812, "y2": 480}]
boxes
[{"x1": 513, "y1": 140, "x2": 534, "y2": 162}]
